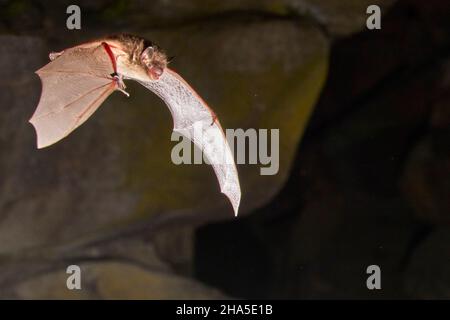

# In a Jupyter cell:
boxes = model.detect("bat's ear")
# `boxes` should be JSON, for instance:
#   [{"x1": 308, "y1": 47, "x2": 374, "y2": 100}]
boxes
[
  {"x1": 140, "y1": 46, "x2": 154, "y2": 66},
  {"x1": 167, "y1": 56, "x2": 175, "y2": 64}
]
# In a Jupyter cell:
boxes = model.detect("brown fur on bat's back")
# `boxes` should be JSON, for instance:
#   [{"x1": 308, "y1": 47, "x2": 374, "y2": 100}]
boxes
[{"x1": 106, "y1": 33, "x2": 166, "y2": 68}]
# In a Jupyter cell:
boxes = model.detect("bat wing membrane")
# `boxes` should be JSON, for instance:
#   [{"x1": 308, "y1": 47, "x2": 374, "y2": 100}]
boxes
[
  {"x1": 30, "y1": 45, "x2": 117, "y2": 148},
  {"x1": 137, "y1": 69, "x2": 241, "y2": 215}
]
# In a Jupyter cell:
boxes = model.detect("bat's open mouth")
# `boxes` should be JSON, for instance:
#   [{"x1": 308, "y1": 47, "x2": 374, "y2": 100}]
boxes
[{"x1": 148, "y1": 65, "x2": 164, "y2": 80}]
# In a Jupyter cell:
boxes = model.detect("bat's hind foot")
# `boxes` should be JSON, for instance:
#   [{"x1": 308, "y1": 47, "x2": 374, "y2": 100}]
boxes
[
  {"x1": 117, "y1": 87, "x2": 130, "y2": 97},
  {"x1": 112, "y1": 73, "x2": 130, "y2": 97}
]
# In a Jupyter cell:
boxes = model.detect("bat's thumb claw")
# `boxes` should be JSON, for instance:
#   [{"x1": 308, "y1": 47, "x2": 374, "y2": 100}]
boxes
[
  {"x1": 113, "y1": 74, "x2": 129, "y2": 97},
  {"x1": 49, "y1": 50, "x2": 64, "y2": 61}
]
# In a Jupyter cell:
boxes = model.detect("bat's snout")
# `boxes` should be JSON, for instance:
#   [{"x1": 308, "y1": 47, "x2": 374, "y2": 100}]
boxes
[{"x1": 148, "y1": 65, "x2": 164, "y2": 80}]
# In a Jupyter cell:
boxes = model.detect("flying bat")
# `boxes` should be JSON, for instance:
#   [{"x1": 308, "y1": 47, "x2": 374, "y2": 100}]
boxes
[{"x1": 29, "y1": 34, "x2": 241, "y2": 215}]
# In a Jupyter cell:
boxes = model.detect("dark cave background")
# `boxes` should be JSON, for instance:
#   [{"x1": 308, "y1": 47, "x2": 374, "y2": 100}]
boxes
[{"x1": 196, "y1": 0, "x2": 450, "y2": 299}]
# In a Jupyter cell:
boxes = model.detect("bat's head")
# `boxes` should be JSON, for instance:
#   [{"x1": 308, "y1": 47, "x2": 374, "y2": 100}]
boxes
[
  {"x1": 140, "y1": 44, "x2": 168, "y2": 81},
  {"x1": 106, "y1": 34, "x2": 169, "y2": 81}
]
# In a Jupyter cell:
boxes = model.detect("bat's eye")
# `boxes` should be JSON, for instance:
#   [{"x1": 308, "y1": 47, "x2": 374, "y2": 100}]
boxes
[{"x1": 141, "y1": 46, "x2": 155, "y2": 65}]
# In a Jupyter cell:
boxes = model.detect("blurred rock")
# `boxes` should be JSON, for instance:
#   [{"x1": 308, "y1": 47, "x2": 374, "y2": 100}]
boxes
[
  {"x1": 123, "y1": 0, "x2": 396, "y2": 37},
  {"x1": 6, "y1": 261, "x2": 227, "y2": 299},
  {"x1": 1, "y1": 0, "x2": 395, "y2": 37},
  {"x1": 286, "y1": 0, "x2": 396, "y2": 36},
  {"x1": 153, "y1": 225, "x2": 194, "y2": 276},
  {"x1": 0, "y1": 0, "x2": 44, "y2": 31},
  {"x1": 401, "y1": 59, "x2": 450, "y2": 225}
]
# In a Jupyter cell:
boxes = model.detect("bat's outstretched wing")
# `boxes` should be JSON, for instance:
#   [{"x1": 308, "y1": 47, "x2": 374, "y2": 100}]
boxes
[
  {"x1": 30, "y1": 44, "x2": 117, "y2": 149},
  {"x1": 137, "y1": 69, "x2": 241, "y2": 215}
]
